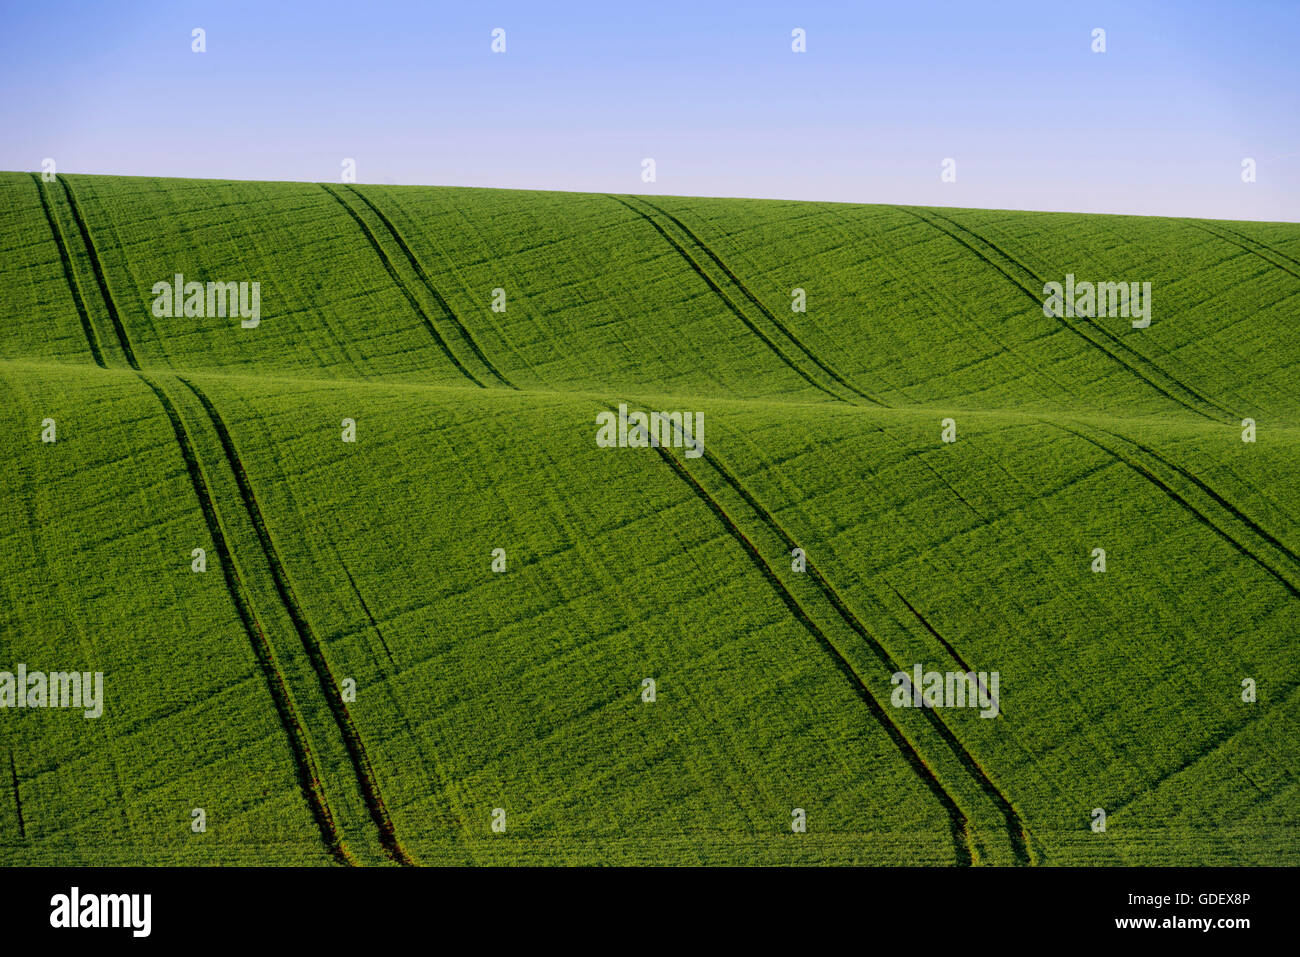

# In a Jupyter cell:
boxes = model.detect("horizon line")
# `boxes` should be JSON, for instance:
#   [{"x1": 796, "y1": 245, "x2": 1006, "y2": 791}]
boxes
[{"x1": 11, "y1": 169, "x2": 1299, "y2": 225}]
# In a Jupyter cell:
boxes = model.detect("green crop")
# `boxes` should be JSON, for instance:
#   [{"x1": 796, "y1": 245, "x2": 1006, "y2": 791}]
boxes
[{"x1": 1, "y1": 171, "x2": 1296, "y2": 865}]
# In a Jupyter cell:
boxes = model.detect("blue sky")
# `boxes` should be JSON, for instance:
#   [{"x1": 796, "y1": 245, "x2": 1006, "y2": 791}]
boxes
[{"x1": 2, "y1": 0, "x2": 1296, "y2": 219}]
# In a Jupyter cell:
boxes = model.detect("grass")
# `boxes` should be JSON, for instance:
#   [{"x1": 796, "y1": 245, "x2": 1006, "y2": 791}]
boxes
[{"x1": 0, "y1": 171, "x2": 1297, "y2": 864}]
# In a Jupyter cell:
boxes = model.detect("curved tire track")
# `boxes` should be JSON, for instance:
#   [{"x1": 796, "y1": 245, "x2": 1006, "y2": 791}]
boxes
[
  {"x1": 630, "y1": 196, "x2": 887, "y2": 406},
  {"x1": 41, "y1": 178, "x2": 404, "y2": 865},
  {"x1": 177, "y1": 376, "x2": 415, "y2": 866},
  {"x1": 607, "y1": 194, "x2": 864, "y2": 405},
  {"x1": 320, "y1": 183, "x2": 486, "y2": 389},
  {"x1": 645, "y1": 433, "x2": 974, "y2": 864},
  {"x1": 138, "y1": 372, "x2": 349, "y2": 863},
  {"x1": 1095, "y1": 425, "x2": 1300, "y2": 585},
  {"x1": 39, "y1": 171, "x2": 349, "y2": 862},
  {"x1": 1052, "y1": 422, "x2": 1300, "y2": 601},
  {"x1": 344, "y1": 186, "x2": 518, "y2": 389},
  {"x1": 31, "y1": 174, "x2": 106, "y2": 368},
  {"x1": 55, "y1": 176, "x2": 141, "y2": 370},
  {"x1": 688, "y1": 441, "x2": 1031, "y2": 863},
  {"x1": 905, "y1": 207, "x2": 1235, "y2": 423},
  {"x1": 1190, "y1": 222, "x2": 1300, "y2": 282}
]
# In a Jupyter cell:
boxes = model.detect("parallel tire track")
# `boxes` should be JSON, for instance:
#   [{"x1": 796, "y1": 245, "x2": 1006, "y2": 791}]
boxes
[
  {"x1": 55, "y1": 176, "x2": 141, "y2": 370},
  {"x1": 344, "y1": 186, "x2": 518, "y2": 389},
  {"x1": 682, "y1": 440, "x2": 1032, "y2": 863},
  {"x1": 629, "y1": 196, "x2": 888, "y2": 407},
  {"x1": 41, "y1": 178, "x2": 383, "y2": 865},
  {"x1": 904, "y1": 207, "x2": 1235, "y2": 423},
  {"x1": 1055, "y1": 423, "x2": 1300, "y2": 601},
  {"x1": 1190, "y1": 222, "x2": 1300, "y2": 281},
  {"x1": 39, "y1": 169, "x2": 348, "y2": 860},
  {"x1": 320, "y1": 184, "x2": 486, "y2": 389},
  {"x1": 136, "y1": 373, "x2": 349, "y2": 863},
  {"x1": 178, "y1": 376, "x2": 415, "y2": 866},
  {"x1": 645, "y1": 434, "x2": 973, "y2": 864},
  {"x1": 607, "y1": 195, "x2": 855, "y2": 405},
  {"x1": 31, "y1": 174, "x2": 106, "y2": 368},
  {"x1": 1109, "y1": 432, "x2": 1300, "y2": 574}
]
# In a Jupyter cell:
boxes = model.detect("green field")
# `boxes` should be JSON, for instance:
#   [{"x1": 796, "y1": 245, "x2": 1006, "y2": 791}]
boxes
[{"x1": 1, "y1": 171, "x2": 1297, "y2": 865}]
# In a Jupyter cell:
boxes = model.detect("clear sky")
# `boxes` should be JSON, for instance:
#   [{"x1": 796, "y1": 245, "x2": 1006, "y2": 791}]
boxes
[{"x1": 2, "y1": 0, "x2": 1297, "y2": 220}]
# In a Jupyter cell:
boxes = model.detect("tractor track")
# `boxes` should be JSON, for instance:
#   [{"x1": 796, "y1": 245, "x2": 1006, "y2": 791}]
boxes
[
  {"x1": 628, "y1": 402, "x2": 1033, "y2": 863},
  {"x1": 37, "y1": 175, "x2": 415, "y2": 865},
  {"x1": 1099, "y1": 428, "x2": 1300, "y2": 573},
  {"x1": 55, "y1": 176, "x2": 141, "y2": 370},
  {"x1": 31, "y1": 174, "x2": 106, "y2": 368},
  {"x1": 1052, "y1": 422, "x2": 1300, "y2": 601},
  {"x1": 177, "y1": 376, "x2": 415, "y2": 866},
  {"x1": 36, "y1": 174, "x2": 349, "y2": 861},
  {"x1": 607, "y1": 194, "x2": 857, "y2": 405},
  {"x1": 644, "y1": 433, "x2": 974, "y2": 864},
  {"x1": 888, "y1": 585, "x2": 977, "y2": 676},
  {"x1": 320, "y1": 184, "x2": 487, "y2": 390},
  {"x1": 137, "y1": 372, "x2": 350, "y2": 863},
  {"x1": 343, "y1": 186, "x2": 518, "y2": 389},
  {"x1": 1190, "y1": 222, "x2": 1300, "y2": 281},
  {"x1": 628, "y1": 195, "x2": 887, "y2": 406},
  {"x1": 903, "y1": 207, "x2": 1236, "y2": 423},
  {"x1": 686, "y1": 440, "x2": 1031, "y2": 863}
]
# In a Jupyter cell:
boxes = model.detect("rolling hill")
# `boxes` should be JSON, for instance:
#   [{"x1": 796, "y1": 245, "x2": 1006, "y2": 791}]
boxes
[{"x1": 1, "y1": 171, "x2": 1297, "y2": 865}]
